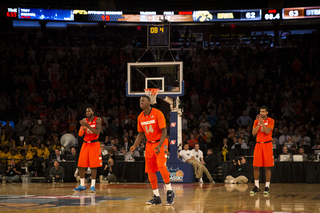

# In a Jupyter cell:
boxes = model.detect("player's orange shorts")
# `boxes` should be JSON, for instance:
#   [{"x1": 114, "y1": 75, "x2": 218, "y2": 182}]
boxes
[
  {"x1": 78, "y1": 142, "x2": 102, "y2": 168},
  {"x1": 145, "y1": 138, "x2": 168, "y2": 173},
  {"x1": 253, "y1": 142, "x2": 274, "y2": 167}
]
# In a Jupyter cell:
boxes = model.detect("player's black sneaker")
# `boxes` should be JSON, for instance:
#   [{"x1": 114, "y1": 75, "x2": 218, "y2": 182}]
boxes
[
  {"x1": 263, "y1": 187, "x2": 270, "y2": 194},
  {"x1": 250, "y1": 186, "x2": 260, "y2": 194},
  {"x1": 166, "y1": 190, "x2": 175, "y2": 205},
  {"x1": 146, "y1": 195, "x2": 162, "y2": 205}
]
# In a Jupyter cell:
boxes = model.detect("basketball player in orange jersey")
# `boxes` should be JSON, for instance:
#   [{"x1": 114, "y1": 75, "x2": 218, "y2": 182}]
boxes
[
  {"x1": 250, "y1": 106, "x2": 274, "y2": 195},
  {"x1": 130, "y1": 96, "x2": 175, "y2": 205},
  {"x1": 74, "y1": 108, "x2": 102, "y2": 193}
]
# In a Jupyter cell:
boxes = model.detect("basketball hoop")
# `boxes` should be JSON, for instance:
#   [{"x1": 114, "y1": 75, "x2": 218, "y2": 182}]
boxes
[{"x1": 144, "y1": 88, "x2": 160, "y2": 105}]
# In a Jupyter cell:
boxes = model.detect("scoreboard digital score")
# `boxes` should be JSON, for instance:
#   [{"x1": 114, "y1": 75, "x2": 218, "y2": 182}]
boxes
[
  {"x1": 282, "y1": 6, "x2": 320, "y2": 19},
  {"x1": 147, "y1": 25, "x2": 170, "y2": 47}
]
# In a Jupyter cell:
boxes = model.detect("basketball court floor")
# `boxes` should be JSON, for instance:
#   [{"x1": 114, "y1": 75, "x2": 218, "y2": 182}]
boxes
[{"x1": 0, "y1": 183, "x2": 319, "y2": 213}]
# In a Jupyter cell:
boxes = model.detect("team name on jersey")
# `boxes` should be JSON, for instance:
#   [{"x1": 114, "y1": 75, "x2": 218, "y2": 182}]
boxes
[{"x1": 141, "y1": 120, "x2": 156, "y2": 126}]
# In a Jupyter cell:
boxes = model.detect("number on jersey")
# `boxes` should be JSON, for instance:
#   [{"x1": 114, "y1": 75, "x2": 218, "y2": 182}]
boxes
[{"x1": 145, "y1": 125, "x2": 154, "y2": 134}]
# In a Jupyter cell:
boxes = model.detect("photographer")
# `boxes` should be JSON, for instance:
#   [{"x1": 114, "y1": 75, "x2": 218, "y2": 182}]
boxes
[
  {"x1": 5, "y1": 159, "x2": 21, "y2": 183},
  {"x1": 101, "y1": 158, "x2": 117, "y2": 183},
  {"x1": 225, "y1": 156, "x2": 251, "y2": 184},
  {"x1": 47, "y1": 160, "x2": 65, "y2": 183}
]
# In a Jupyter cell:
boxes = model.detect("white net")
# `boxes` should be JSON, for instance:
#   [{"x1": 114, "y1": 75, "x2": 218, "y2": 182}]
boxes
[{"x1": 144, "y1": 88, "x2": 160, "y2": 105}]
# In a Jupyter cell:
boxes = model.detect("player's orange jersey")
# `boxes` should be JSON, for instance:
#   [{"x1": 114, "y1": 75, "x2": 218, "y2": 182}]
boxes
[
  {"x1": 83, "y1": 117, "x2": 99, "y2": 142},
  {"x1": 138, "y1": 108, "x2": 166, "y2": 141},
  {"x1": 253, "y1": 117, "x2": 274, "y2": 142}
]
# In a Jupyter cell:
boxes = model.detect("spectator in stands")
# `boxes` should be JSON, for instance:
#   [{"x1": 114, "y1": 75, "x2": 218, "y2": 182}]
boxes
[
  {"x1": 8, "y1": 149, "x2": 22, "y2": 164},
  {"x1": 71, "y1": 147, "x2": 77, "y2": 156},
  {"x1": 195, "y1": 128, "x2": 207, "y2": 154},
  {"x1": 0, "y1": 129, "x2": 7, "y2": 145},
  {"x1": 112, "y1": 145, "x2": 120, "y2": 156},
  {"x1": 51, "y1": 125, "x2": 60, "y2": 138},
  {"x1": 47, "y1": 160, "x2": 65, "y2": 183},
  {"x1": 32, "y1": 120, "x2": 46, "y2": 141},
  {"x1": 188, "y1": 114, "x2": 198, "y2": 132},
  {"x1": 298, "y1": 147, "x2": 308, "y2": 161},
  {"x1": 119, "y1": 147, "x2": 134, "y2": 161},
  {"x1": 188, "y1": 133, "x2": 198, "y2": 149},
  {"x1": 217, "y1": 116, "x2": 228, "y2": 130},
  {"x1": 4, "y1": 134, "x2": 15, "y2": 147},
  {"x1": 225, "y1": 156, "x2": 251, "y2": 184},
  {"x1": 3, "y1": 121, "x2": 13, "y2": 135},
  {"x1": 279, "y1": 128, "x2": 290, "y2": 146},
  {"x1": 122, "y1": 136, "x2": 130, "y2": 152},
  {"x1": 300, "y1": 131, "x2": 312, "y2": 147},
  {"x1": 279, "y1": 146, "x2": 293, "y2": 162},
  {"x1": 231, "y1": 138, "x2": 249, "y2": 149},
  {"x1": 199, "y1": 118, "x2": 211, "y2": 129},
  {"x1": 218, "y1": 138, "x2": 232, "y2": 162},
  {"x1": 204, "y1": 126, "x2": 212, "y2": 148},
  {"x1": 101, "y1": 143, "x2": 108, "y2": 156},
  {"x1": 24, "y1": 145, "x2": 34, "y2": 160},
  {"x1": 286, "y1": 137, "x2": 294, "y2": 147},
  {"x1": 104, "y1": 136, "x2": 111, "y2": 146},
  {"x1": 236, "y1": 111, "x2": 253, "y2": 127},
  {"x1": 114, "y1": 138, "x2": 121, "y2": 150},
  {"x1": 37, "y1": 143, "x2": 50, "y2": 159},
  {"x1": 198, "y1": 112, "x2": 208, "y2": 122},
  {"x1": 239, "y1": 133, "x2": 248, "y2": 144},
  {"x1": 4, "y1": 159, "x2": 21, "y2": 183},
  {"x1": 179, "y1": 143, "x2": 213, "y2": 183},
  {"x1": 52, "y1": 149, "x2": 65, "y2": 162},
  {"x1": 52, "y1": 137, "x2": 62, "y2": 151},
  {"x1": 14, "y1": 119, "x2": 25, "y2": 142},
  {"x1": 207, "y1": 110, "x2": 218, "y2": 129},
  {"x1": 292, "y1": 130, "x2": 301, "y2": 147}
]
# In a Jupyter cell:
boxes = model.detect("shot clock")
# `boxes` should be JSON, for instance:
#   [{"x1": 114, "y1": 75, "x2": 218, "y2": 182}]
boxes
[
  {"x1": 147, "y1": 25, "x2": 170, "y2": 47},
  {"x1": 263, "y1": 9, "x2": 281, "y2": 21}
]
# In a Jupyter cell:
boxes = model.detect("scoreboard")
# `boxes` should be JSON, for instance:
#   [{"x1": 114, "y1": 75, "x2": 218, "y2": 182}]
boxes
[
  {"x1": 4, "y1": 6, "x2": 320, "y2": 23},
  {"x1": 192, "y1": 10, "x2": 262, "y2": 22},
  {"x1": 283, "y1": 6, "x2": 320, "y2": 19}
]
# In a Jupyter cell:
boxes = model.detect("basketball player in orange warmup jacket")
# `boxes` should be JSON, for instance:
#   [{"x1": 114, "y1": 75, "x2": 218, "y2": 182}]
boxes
[
  {"x1": 250, "y1": 106, "x2": 274, "y2": 195},
  {"x1": 74, "y1": 108, "x2": 102, "y2": 193},
  {"x1": 130, "y1": 96, "x2": 175, "y2": 205}
]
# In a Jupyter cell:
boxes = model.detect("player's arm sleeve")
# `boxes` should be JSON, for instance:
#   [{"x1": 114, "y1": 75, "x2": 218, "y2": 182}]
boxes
[
  {"x1": 267, "y1": 119, "x2": 274, "y2": 130},
  {"x1": 252, "y1": 120, "x2": 258, "y2": 128},
  {"x1": 137, "y1": 115, "x2": 144, "y2": 132},
  {"x1": 156, "y1": 111, "x2": 167, "y2": 129}
]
